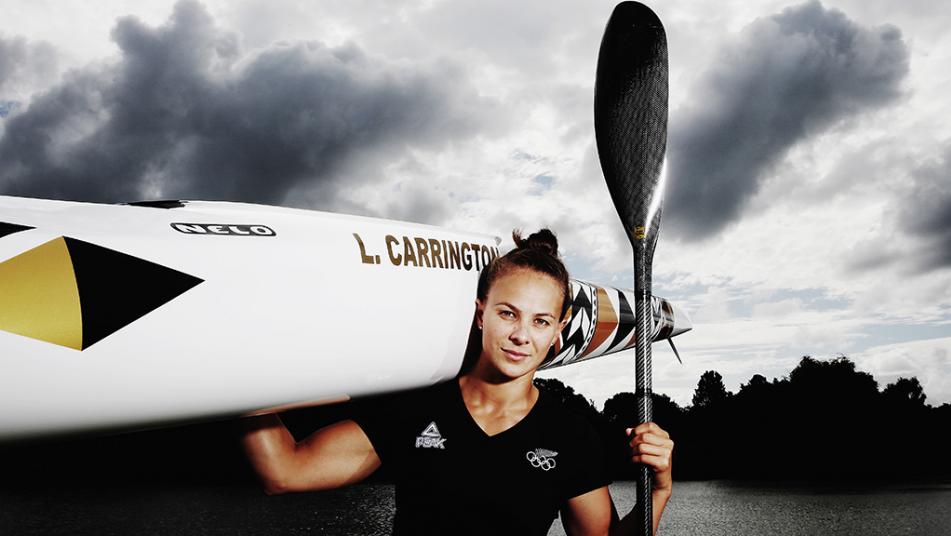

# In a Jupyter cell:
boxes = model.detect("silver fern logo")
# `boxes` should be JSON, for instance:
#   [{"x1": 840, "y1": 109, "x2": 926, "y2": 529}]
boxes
[{"x1": 526, "y1": 448, "x2": 558, "y2": 471}]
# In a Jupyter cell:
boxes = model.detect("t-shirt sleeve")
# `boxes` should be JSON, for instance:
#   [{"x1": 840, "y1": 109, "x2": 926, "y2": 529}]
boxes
[
  {"x1": 351, "y1": 392, "x2": 406, "y2": 464},
  {"x1": 561, "y1": 417, "x2": 613, "y2": 500}
]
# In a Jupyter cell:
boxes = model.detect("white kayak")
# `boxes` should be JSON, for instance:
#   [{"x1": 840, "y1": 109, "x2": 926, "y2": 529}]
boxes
[{"x1": 0, "y1": 195, "x2": 690, "y2": 439}]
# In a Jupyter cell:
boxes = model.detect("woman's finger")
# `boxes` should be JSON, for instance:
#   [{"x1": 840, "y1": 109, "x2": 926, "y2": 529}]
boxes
[
  {"x1": 631, "y1": 453, "x2": 672, "y2": 472},
  {"x1": 628, "y1": 422, "x2": 669, "y2": 439},
  {"x1": 631, "y1": 442, "x2": 671, "y2": 458},
  {"x1": 630, "y1": 432, "x2": 674, "y2": 449}
]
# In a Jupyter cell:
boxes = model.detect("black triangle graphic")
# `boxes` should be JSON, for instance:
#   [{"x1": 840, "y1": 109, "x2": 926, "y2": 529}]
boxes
[
  {"x1": 562, "y1": 322, "x2": 589, "y2": 356},
  {"x1": 560, "y1": 288, "x2": 594, "y2": 355},
  {"x1": 63, "y1": 237, "x2": 203, "y2": 350},
  {"x1": 608, "y1": 291, "x2": 636, "y2": 351},
  {"x1": 0, "y1": 222, "x2": 34, "y2": 238},
  {"x1": 572, "y1": 286, "x2": 593, "y2": 312}
]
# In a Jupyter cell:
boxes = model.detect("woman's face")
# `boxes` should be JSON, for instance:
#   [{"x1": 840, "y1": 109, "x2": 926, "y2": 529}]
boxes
[{"x1": 475, "y1": 268, "x2": 566, "y2": 381}]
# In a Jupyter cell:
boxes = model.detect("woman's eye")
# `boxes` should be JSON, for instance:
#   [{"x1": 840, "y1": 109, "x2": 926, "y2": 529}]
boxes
[
  {"x1": 534, "y1": 318, "x2": 550, "y2": 327},
  {"x1": 499, "y1": 310, "x2": 515, "y2": 319}
]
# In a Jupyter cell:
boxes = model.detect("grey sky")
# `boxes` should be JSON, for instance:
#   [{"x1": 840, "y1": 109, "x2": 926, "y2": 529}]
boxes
[
  {"x1": 0, "y1": 35, "x2": 57, "y2": 97},
  {"x1": 1, "y1": 0, "x2": 949, "y2": 407}
]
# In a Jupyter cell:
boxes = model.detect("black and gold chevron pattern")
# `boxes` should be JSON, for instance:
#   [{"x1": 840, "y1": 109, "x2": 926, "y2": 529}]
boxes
[{"x1": 0, "y1": 224, "x2": 203, "y2": 350}]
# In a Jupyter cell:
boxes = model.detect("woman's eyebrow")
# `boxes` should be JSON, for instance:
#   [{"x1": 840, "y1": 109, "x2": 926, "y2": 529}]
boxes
[
  {"x1": 496, "y1": 302, "x2": 556, "y2": 319},
  {"x1": 496, "y1": 302, "x2": 520, "y2": 312}
]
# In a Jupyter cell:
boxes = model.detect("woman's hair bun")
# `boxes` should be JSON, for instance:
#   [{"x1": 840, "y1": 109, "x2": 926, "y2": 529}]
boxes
[{"x1": 512, "y1": 228, "x2": 559, "y2": 258}]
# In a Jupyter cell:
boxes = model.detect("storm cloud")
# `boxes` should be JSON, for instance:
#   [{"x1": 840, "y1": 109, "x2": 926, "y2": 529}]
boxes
[
  {"x1": 0, "y1": 1, "x2": 497, "y2": 209},
  {"x1": 665, "y1": 0, "x2": 909, "y2": 240},
  {"x1": 901, "y1": 148, "x2": 951, "y2": 270}
]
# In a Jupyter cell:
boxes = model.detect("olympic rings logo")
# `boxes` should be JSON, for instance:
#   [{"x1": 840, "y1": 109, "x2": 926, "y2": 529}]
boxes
[{"x1": 526, "y1": 450, "x2": 557, "y2": 471}]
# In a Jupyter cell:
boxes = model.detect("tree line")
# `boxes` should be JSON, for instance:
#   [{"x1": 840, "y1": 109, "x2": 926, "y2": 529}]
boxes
[{"x1": 535, "y1": 355, "x2": 951, "y2": 482}]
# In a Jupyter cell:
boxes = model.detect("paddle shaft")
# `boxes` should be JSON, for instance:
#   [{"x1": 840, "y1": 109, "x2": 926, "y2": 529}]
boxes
[{"x1": 633, "y1": 244, "x2": 654, "y2": 536}]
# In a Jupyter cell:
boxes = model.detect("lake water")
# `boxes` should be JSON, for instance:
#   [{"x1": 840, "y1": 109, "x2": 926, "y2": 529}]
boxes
[
  {"x1": 577, "y1": 481, "x2": 951, "y2": 536},
  {"x1": 3, "y1": 480, "x2": 950, "y2": 535}
]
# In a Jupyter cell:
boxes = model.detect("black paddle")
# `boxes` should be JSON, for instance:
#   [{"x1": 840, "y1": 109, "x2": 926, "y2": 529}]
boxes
[{"x1": 594, "y1": 3, "x2": 668, "y2": 535}]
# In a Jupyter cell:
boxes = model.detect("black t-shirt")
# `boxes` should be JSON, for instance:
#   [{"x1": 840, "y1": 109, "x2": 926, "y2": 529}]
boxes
[{"x1": 354, "y1": 379, "x2": 612, "y2": 536}]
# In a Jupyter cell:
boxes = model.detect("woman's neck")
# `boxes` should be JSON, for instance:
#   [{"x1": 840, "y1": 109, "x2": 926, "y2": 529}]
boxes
[{"x1": 458, "y1": 370, "x2": 537, "y2": 415}]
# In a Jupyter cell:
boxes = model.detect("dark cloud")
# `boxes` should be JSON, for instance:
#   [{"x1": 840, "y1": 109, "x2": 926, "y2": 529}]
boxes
[
  {"x1": 664, "y1": 0, "x2": 909, "y2": 240},
  {"x1": 847, "y1": 143, "x2": 951, "y2": 274},
  {"x1": 0, "y1": 1, "x2": 499, "y2": 210},
  {"x1": 901, "y1": 148, "x2": 951, "y2": 270}
]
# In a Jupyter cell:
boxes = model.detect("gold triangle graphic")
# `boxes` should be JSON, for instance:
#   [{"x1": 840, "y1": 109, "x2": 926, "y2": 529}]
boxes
[{"x1": 0, "y1": 237, "x2": 83, "y2": 349}]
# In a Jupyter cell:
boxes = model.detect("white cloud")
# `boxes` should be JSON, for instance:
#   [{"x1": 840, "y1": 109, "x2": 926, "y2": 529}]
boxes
[{"x1": 854, "y1": 337, "x2": 951, "y2": 406}]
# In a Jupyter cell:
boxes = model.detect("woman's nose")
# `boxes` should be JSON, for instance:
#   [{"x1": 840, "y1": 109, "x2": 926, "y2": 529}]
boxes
[{"x1": 509, "y1": 321, "x2": 530, "y2": 344}]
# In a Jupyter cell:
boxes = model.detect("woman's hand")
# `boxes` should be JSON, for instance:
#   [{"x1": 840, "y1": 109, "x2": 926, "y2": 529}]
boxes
[{"x1": 626, "y1": 422, "x2": 673, "y2": 497}]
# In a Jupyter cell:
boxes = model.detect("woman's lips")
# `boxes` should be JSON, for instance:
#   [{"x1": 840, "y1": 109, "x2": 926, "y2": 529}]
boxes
[{"x1": 502, "y1": 348, "x2": 529, "y2": 361}]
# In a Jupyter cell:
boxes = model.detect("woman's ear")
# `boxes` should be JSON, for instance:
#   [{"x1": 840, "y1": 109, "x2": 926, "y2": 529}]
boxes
[{"x1": 474, "y1": 299, "x2": 484, "y2": 329}]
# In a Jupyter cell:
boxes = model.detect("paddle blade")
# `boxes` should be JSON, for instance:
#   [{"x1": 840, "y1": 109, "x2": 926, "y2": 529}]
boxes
[{"x1": 594, "y1": 1, "x2": 668, "y2": 265}]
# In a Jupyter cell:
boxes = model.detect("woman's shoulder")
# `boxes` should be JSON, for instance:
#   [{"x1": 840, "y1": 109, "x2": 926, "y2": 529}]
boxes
[
  {"x1": 362, "y1": 378, "x2": 456, "y2": 407},
  {"x1": 409, "y1": 378, "x2": 458, "y2": 401},
  {"x1": 534, "y1": 388, "x2": 601, "y2": 432},
  {"x1": 532, "y1": 388, "x2": 612, "y2": 476}
]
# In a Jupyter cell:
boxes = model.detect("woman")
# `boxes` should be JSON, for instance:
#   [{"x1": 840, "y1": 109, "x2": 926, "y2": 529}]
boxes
[{"x1": 242, "y1": 229, "x2": 673, "y2": 535}]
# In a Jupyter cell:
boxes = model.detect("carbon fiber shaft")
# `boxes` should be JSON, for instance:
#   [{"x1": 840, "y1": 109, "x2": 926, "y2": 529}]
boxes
[
  {"x1": 594, "y1": 3, "x2": 668, "y2": 536},
  {"x1": 634, "y1": 253, "x2": 654, "y2": 536}
]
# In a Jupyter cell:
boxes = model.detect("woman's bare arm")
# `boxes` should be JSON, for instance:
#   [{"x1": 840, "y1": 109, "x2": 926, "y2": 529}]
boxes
[{"x1": 240, "y1": 414, "x2": 380, "y2": 494}]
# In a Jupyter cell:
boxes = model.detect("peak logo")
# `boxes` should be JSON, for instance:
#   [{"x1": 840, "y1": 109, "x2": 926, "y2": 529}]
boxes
[
  {"x1": 171, "y1": 223, "x2": 276, "y2": 237},
  {"x1": 415, "y1": 421, "x2": 447, "y2": 449}
]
